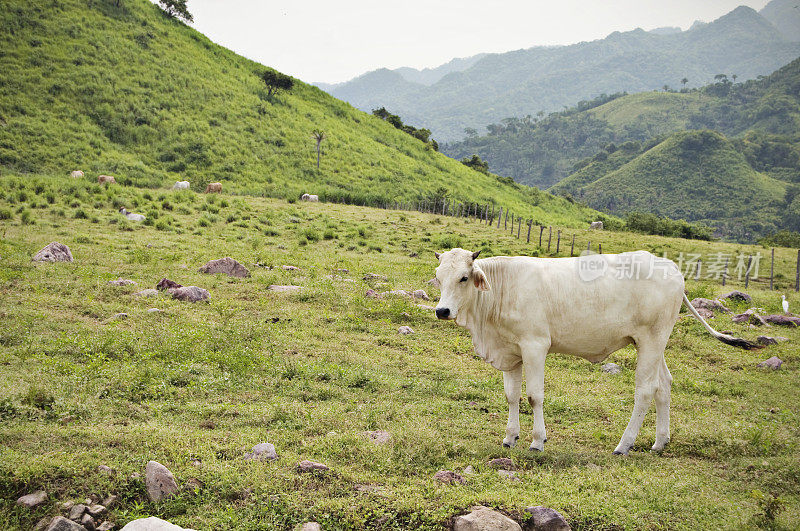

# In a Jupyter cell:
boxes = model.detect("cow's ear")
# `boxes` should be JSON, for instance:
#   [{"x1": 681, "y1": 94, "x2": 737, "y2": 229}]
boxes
[
  {"x1": 434, "y1": 252, "x2": 441, "y2": 261},
  {"x1": 473, "y1": 267, "x2": 490, "y2": 291},
  {"x1": 472, "y1": 250, "x2": 481, "y2": 260}
]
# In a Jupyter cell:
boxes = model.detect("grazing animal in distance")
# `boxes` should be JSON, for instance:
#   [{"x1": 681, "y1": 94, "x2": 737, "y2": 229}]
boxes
[
  {"x1": 589, "y1": 221, "x2": 603, "y2": 229},
  {"x1": 782, "y1": 294, "x2": 789, "y2": 314},
  {"x1": 70, "y1": 170, "x2": 84, "y2": 178},
  {"x1": 119, "y1": 207, "x2": 145, "y2": 222},
  {"x1": 433, "y1": 248, "x2": 762, "y2": 455},
  {"x1": 98, "y1": 175, "x2": 116, "y2": 184},
  {"x1": 205, "y1": 182, "x2": 222, "y2": 193},
  {"x1": 172, "y1": 180, "x2": 190, "y2": 190},
  {"x1": 301, "y1": 193, "x2": 319, "y2": 202}
]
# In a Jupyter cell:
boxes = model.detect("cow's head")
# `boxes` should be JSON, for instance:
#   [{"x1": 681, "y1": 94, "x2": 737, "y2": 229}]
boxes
[{"x1": 434, "y1": 248, "x2": 490, "y2": 320}]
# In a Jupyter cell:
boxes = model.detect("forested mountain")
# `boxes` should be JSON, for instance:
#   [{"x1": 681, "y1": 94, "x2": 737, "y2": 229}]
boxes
[
  {"x1": 325, "y1": 2, "x2": 800, "y2": 142},
  {"x1": 0, "y1": 0, "x2": 604, "y2": 226}
]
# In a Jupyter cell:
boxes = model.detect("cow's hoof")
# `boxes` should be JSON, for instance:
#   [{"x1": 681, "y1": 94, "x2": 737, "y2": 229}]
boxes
[
  {"x1": 502, "y1": 435, "x2": 518, "y2": 448},
  {"x1": 528, "y1": 442, "x2": 544, "y2": 452}
]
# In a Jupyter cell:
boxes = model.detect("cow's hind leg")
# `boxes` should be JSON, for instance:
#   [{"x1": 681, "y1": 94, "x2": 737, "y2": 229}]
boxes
[
  {"x1": 522, "y1": 344, "x2": 548, "y2": 451},
  {"x1": 614, "y1": 335, "x2": 669, "y2": 455},
  {"x1": 652, "y1": 358, "x2": 673, "y2": 452},
  {"x1": 502, "y1": 366, "x2": 523, "y2": 448}
]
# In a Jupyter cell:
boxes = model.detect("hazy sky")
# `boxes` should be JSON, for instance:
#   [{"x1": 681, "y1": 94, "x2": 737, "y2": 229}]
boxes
[{"x1": 184, "y1": 0, "x2": 772, "y2": 84}]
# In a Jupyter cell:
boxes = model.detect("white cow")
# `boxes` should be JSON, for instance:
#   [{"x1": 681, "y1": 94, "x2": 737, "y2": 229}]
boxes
[
  {"x1": 70, "y1": 170, "x2": 84, "y2": 178},
  {"x1": 119, "y1": 207, "x2": 146, "y2": 222},
  {"x1": 172, "y1": 180, "x2": 190, "y2": 190},
  {"x1": 433, "y1": 248, "x2": 760, "y2": 455},
  {"x1": 301, "y1": 193, "x2": 319, "y2": 202},
  {"x1": 589, "y1": 221, "x2": 604, "y2": 229}
]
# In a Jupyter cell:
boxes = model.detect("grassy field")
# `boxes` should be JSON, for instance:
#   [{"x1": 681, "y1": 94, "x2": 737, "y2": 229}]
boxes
[{"x1": 1, "y1": 175, "x2": 799, "y2": 530}]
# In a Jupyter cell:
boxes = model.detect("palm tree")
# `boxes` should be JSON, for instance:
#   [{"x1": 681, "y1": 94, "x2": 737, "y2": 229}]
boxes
[
  {"x1": 311, "y1": 130, "x2": 326, "y2": 169},
  {"x1": 681, "y1": 77, "x2": 688, "y2": 88}
]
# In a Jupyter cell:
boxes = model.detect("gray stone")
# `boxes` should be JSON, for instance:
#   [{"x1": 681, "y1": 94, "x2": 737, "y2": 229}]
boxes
[
  {"x1": 34, "y1": 517, "x2": 51, "y2": 531},
  {"x1": 280, "y1": 265, "x2": 299, "y2": 271},
  {"x1": 198, "y1": 257, "x2": 250, "y2": 278},
  {"x1": 61, "y1": 501, "x2": 75, "y2": 510},
  {"x1": 463, "y1": 465, "x2": 475, "y2": 475},
  {"x1": 69, "y1": 504, "x2": 86, "y2": 521},
  {"x1": 101, "y1": 495, "x2": 117, "y2": 508},
  {"x1": 97, "y1": 522, "x2": 114, "y2": 531},
  {"x1": 110, "y1": 313, "x2": 128, "y2": 321},
  {"x1": 296, "y1": 460, "x2": 329, "y2": 473},
  {"x1": 721, "y1": 290, "x2": 752, "y2": 303},
  {"x1": 145, "y1": 460, "x2": 179, "y2": 502},
  {"x1": 525, "y1": 506, "x2": 571, "y2": 531},
  {"x1": 133, "y1": 289, "x2": 159, "y2": 298},
  {"x1": 294, "y1": 524, "x2": 322, "y2": 531},
  {"x1": 46, "y1": 516, "x2": 87, "y2": 531},
  {"x1": 757, "y1": 356, "x2": 783, "y2": 370},
  {"x1": 695, "y1": 307, "x2": 713, "y2": 319},
  {"x1": 364, "y1": 430, "x2": 391, "y2": 444},
  {"x1": 488, "y1": 457, "x2": 516, "y2": 470},
  {"x1": 169, "y1": 286, "x2": 210, "y2": 302},
  {"x1": 690, "y1": 298, "x2": 730, "y2": 313},
  {"x1": 34, "y1": 242, "x2": 74, "y2": 262},
  {"x1": 763, "y1": 314, "x2": 800, "y2": 326},
  {"x1": 87, "y1": 505, "x2": 106, "y2": 517},
  {"x1": 411, "y1": 289, "x2": 430, "y2": 301},
  {"x1": 108, "y1": 279, "x2": 136, "y2": 286},
  {"x1": 156, "y1": 278, "x2": 182, "y2": 291},
  {"x1": 398, "y1": 326, "x2": 414, "y2": 335},
  {"x1": 497, "y1": 470, "x2": 520, "y2": 481},
  {"x1": 120, "y1": 517, "x2": 196, "y2": 530},
  {"x1": 757, "y1": 336, "x2": 789, "y2": 345},
  {"x1": 16, "y1": 489, "x2": 47, "y2": 508},
  {"x1": 97, "y1": 465, "x2": 115, "y2": 476},
  {"x1": 453, "y1": 506, "x2": 521, "y2": 531},
  {"x1": 268, "y1": 285, "x2": 302, "y2": 292},
  {"x1": 147, "y1": 308, "x2": 163, "y2": 313},
  {"x1": 433, "y1": 469, "x2": 465, "y2": 484},
  {"x1": 81, "y1": 514, "x2": 96, "y2": 531},
  {"x1": 601, "y1": 363, "x2": 622, "y2": 375},
  {"x1": 244, "y1": 442, "x2": 278, "y2": 461}
]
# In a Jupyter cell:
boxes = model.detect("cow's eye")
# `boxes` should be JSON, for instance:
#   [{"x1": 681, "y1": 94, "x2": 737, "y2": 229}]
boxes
[{"x1": 460, "y1": 276, "x2": 468, "y2": 282}]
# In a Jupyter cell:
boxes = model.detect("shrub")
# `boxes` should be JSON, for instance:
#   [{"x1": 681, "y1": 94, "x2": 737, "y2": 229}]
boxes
[
  {"x1": 74, "y1": 209, "x2": 88, "y2": 219},
  {"x1": 21, "y1": 387, "x2": 55, "y2": 410},
  {"x1": 0, "y1": 208, "x2": 12, "y2": 220},
  {"x1": 20, "y1": 209, "x2": 34, "y2": 224}
]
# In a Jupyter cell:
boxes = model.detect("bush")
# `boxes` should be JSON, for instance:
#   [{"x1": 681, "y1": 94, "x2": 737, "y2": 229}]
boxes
[
  {"x1": 21, "y1": 387, "x2": 55, "y2": 410},
  {"x1": 0, "y1": 208, "x2": 12, "y2": 220},
  {"x1": 20, "y1": 209, "x2": 34, "y2": 224},
  {"x1": 74, "y1": 209, "x2": 88, "y2": 219}
]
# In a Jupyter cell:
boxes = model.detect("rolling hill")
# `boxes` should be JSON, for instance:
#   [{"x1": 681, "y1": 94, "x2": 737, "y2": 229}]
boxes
[
  {"x1": 325, "y1": 1, "x2": 800, "y2": 142},
  {"x1": 0, "y1": 0, "x2": 602, "y2": 228}
]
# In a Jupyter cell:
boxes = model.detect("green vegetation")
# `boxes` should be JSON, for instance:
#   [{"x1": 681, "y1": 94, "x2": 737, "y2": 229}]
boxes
[
  {"x1": 371, "y1": 107, "x2": 438, "y2": 151},
  {"x1": 0, "y1": 0, "x2": 601, "y2": 228}
]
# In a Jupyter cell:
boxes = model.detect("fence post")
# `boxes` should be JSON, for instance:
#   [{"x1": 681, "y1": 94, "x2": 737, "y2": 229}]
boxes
[
  {"x1": 504, "y1": 209, "x2": 508, "y2": 230},
  {"x1": 539, "y1": 226, "x2": 544, "y2": 247},
  {"x1": 571, "y1": 234, "x2": 575, "y2": 256},
  {"x1": 695, "y1": 258, "x2": 701, "y2": 281},
  {"x1": 722, "y1": 256, "x2": 729, "y2": 286},
  {"x1": 796, "y1": 249, "x2": 800, "y2": 292},
  {"x1": 517, "y1": 218, "x2": 522, "y2": 239},
  {"x1": 599, "y1": 243, "x2": 602, "y2": 254},
  {"x1": 770, "y1": 248, "x2": 774, "y2": 290},
  {"x1": 556, "y1": 231, "x2": 561, "y2": 254},
  {"x1": 526, "y1": 220, "x2": 532, "y2": 243},
  {"x1": 587, "y1": 241, "x2": 591, "y2": 252},
  {"x1": 547, "y1": 227, "x2": 552, "y2": 253},
  {"x1": 745, "y1": 256, "x2": 753, "y2": 288}
]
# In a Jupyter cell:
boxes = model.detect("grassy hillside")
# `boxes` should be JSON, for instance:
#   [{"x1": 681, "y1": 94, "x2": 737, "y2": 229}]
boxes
[
  {"x1": 1, "y1": 175, "x2": 799, "y2": 530},
  {"x1": 0, "y1": 0, "x2": 601, "y2": 228}
]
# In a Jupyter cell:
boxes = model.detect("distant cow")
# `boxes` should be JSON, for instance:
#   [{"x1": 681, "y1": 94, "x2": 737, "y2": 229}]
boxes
[
  {"x1": 98, "y1": 175, "x2": 116, "y2": 184},
  {"x1": 589, "y1": 221, "x2": 603, "y2": 230},
  {"x1": 119, "y1": 208, "x2": 145, "y2": 222},
  {"x1": 70, "y1": 170, "x2": 84, "y2": 178},
  {"x1": 205, "y1": 182, "x2": 222, "y2": 193},
  {"x1": 301, "y1": 193, "x2": 319, "y2": 202},
  {"x1": 173, "y1": 181, "x2": 190, "y2": 190}
]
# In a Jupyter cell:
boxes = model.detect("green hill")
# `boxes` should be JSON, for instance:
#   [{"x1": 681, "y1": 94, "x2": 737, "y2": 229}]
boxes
[
  {"x1": 557, "y1": 130, "x2": 788, "y2": 241},
  {"x1": 0, "y1": 0, "x2": 601, "y2": 228}
]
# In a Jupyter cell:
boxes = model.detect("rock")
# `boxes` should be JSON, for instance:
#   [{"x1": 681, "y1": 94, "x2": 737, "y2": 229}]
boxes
[
  {"x1": 601, "y1": 363, "x2": 621, "y2": 375},
  {"x1": 33, "y1": 242, "x2": 73, "y2": 262},
  {"x1": 108, "y1": 279, "x2": 136, "y2": 286},
  {"x1": 398, "y1": 326, "x2": 414, "y2": 335},
  {"x1": 497, "y1": 470, "x2": 520, "y2": 481},
  {"x1": 120, "y1": 517, "x2": 196, "y2": 530},
  {"x1": 296, "y1": 460, "x2": 329, "y2": 473},
  {"x1": 757, "y1": 336, "x2": 789, "y2": 345},
  {"x1": 16, "y1": 489, "x2": 48, "y2": 508},
  {"x1": 695, "y1": 307, "x2": 714, "y2": 319},
  {"x1": 81, "y1": 514, "x2": 96, "y2": 531},
  {"x1": 244, "y1": 442, "x2": 278, "y2": 461},
  {"x1": 145, "y1": 460, "x2": 179, "y2": 502},
  {"x1": 169, "y1": 286, "x2": 210, "y2": 302},
  {"x1": 133, "y1": 289, "x2": 158, "y2": 298},
  {"x1": 433, "y1": 469, "x2": 465, "y2": 484},
  {"x1": 34, "y1": 517, "x2": 51, "y2": 531},
  {"x1": 488, "y1": 457, "x2": 516, "y2": 470},
  {"x1": 363, "y1": 273, "x2": 387, "y2": 281},
  {"x1": 411, "y1": 289, "x2": 430, "y2": 300},
  {"x1": 97, "y1": 465, "x2": 114, "y2": 476},
  {"x1": 453, "y1": 506, "x2": 521, "y2": 531},
  {"x1": 721, "y1": 290, "x2": 752, "y2": 303},
  {"x1": 463, "y1": 465, "x2": 475, "y2": 475},
  {"x1": 334, "y1": 268, "x2": 349, "y2": 274},
  {"x1": 364, "y1": 430, "x2": 391, "y2": 445},
  {"x1": 268, "y1": 285, "x2": 302, "y2": 293},
  {"x1": 46, "y1": 516, "x2": 87, "y2": 531},
  {"x1": 69, "y1": 504, "x2": 87, "y2": 521},
  {"x1": 87, "y1": 505, "x2": 106, "y2": 517},
  {"x1": 62, "y1": 501, "x2": 75, "y2": 510},
  {"x1": 110, "y1": 313, "x2": 128, "y2": 321},
  {"x1": 280, "y1": 265, "x2": 299, "y2": 271},
  {"x1": 690, "y1": 298, "x2": 730, "y2": 313},
  {"x1": 97, "y1": 522, "x2": 114, "y2": 531},
  {"x1": 156, "y1": 278, "x2": 182, "y2": 291},
  {"x1": 101, "y1": 495, "x2": 117, "y2": 509},
  {"x1": 763, "y1": 314, "x2": 800, "y2": 326},
  {"x1": 417, "y1": 304, "x2": 436, "y2": 311},
  {"x1": 147, "y1": 308, "x2": 163, "y2": 313},
  {"x1": 198, "y1": 257, "x2": 250, "y2": 278},
  {"x1": 732, "y1": 308, "x2": 768, "y2": 326},
  {"x1": 365, "y1": 289, "x2": 380, "y2": 298},
  {"x1": 757, "y1": 356, "x2": 783, "y2": 370},
  {"x1": 383, "y1": 289, "x2": 410, "y2": 298},
  {"x1": 295, "y1": 524, "x2": 322, "y2": 531},
  {"x1": 525, "y1": 506, "x2": 571, "y2": 531}
]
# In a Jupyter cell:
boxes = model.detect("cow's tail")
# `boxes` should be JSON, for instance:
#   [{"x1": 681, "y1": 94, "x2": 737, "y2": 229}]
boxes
[{"x1": 681, "y1": 293, "x2": 764, "y2": 350}]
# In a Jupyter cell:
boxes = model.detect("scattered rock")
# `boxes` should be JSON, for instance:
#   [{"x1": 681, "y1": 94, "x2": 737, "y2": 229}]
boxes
[
  {"x1": 169, "y1": 286, "x2": 210, "y2": 302},
  {"x1": 691, "y1": 298, "x2": 730, "y2": 313},
  {"x1": 145, "y1": 461, "x2": 179, "y2": 502},
  {"x1": 525, "y1": 506, "x2": 571, "y2": 531},
  {"x1": 268, "y1": 285, "x2": 302, "y2": 293},
  {"x1": 295, "y1": 524, "x2": 322, "y2": 531},
  {"x1": 453, "y1": 506, "x2": 521, "y2": 531},
  {"x1": 757, "y1": 356, "x2": 783, "y2": 370},
  {"x1": 108, "y1": 279, "x2": 136, "y2": 286},
  {"x1": 97, "y1": 521, "x2": 114, "y2": 531},
  {"x1": 732, "y1": 308, "x2": 768, "y2": 326},
  {"x1": 97, "y1": 465, "x2": 114, "y2": 476},
  {"x1": 281, "y1": 265, "x2": 299, "y2": 271},
  {"x1": 110, "y1": 313, "x2": 128, "y2": 321},
  {"x1": 296, "y1": 460, "x2": 329, "y2": 473},
  {"x1": 497, "y1": 470, "x2": 520, "y2": 481},
  {"x1": 721, "y1": 290, "x2": 752, "y2": 303},
  {"x1": 46, "y1": 516, "x2": 87, "y2": 531},
  {"x1": 601, "y1": 363, "x2": 621, "y2": 375},
  {"x1": 364, "y1": 430, "x2": 391, "y2": 445},
  {"x1": 68, "y1": 503, "x2": 86, "y2": 521},
  {"x1": 133, "y1": 289, "x2": 158, "y2": 298},
  {"x1": 147, "y1": 308, "x2": 163, "y2": 313},
  {"x1": 244, "y1": 442, "x2": 278, "y2": 461},
  {"x1": 33, "y1": 242, "x2": 73, "y2": 262},
  {"x1": 757, "y1": 335, "x2": 789, "y2": 345},
  {"x1": 411, "y1": 289, "x2": 429, "y2": 300},
  {"x1": 101, "y1": 495, "x2": 117, "y2": 509},
  {"x1": 198, "y1": 257, "x2": 250, "y2": 278},
  {"x1": 156, "y1": 278, "x2": 182, "y2": 291},
  {"x1": 695, "y1": 307, "x2": 714, "y2": 319},
  {"x1": 363, "y1": 273, "x2": 387, "y2": 281},
  {"x1": 763, "y1": 314, "x2": 800, "y2": 326},
  {"x1": 61, "y1": 501, "x2": 75, "y2": 511},
  {"x1": 463, "y1": 465, "x2": 475, "y2": 475},
  {"x1": 433, "y1": 470, "x2": 465, "y2": 484},
  {"x1": 120, "y1": 517, "x2": 195, "y2": 530},
  {"x1": 488, "y1": 457, "x2": 516, "y2": 470},
  {"x1": 16, "y1": 490, "x2": 48, "y2": 508},
  {"x1": 87, "y1": 505, "x2": 106, "y2": 517},
  {"x1": 365, "y1": 289, "x2": 380, "y2": 298},
  {"x1": 398, "y1": 326, "x2": 414, "y2": 335},
  {"x1": 81, "y1": 514, "x2": 96, "y2": 531},
  {"x1": 34, "y1": 517, "x2": 51, "y2": 531},
  {"x1": 383, "y1": 289, "x2": 411, "y2": 298}
]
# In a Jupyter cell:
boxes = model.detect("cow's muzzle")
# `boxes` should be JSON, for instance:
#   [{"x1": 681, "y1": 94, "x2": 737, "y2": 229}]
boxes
[{"x1": 435, "y1": 307, "x2": 451, "y2": 320}]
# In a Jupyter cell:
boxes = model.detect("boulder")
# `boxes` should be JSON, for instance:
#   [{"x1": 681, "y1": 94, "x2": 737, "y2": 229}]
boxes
[
  {"x1": 68, "y1": 504, "x2": 86, "y2": 521},
  {"x1": 145, "y1": 461, "x2": 179, "y2": 502},
  {"x1": 433, "y1": 470, "x2": 465, "y2": 484},
  {"x1": 198, "y1": 257, "x2": 250, "y2": 278},
  {"x1": 488, "y1": 457, "x2": 516, "y2": 470},
  {"x1": 33, "y1": 242, "x2": 73, "y2": 262},
  {"x1": 756, "y1": 336, "x2": 789, "y2": 346},
  {"x1": 97, "y1": 522, "x2": 114, "y2": 531},
  {"x1": 721, "y1": 290, "x2": 752, "y2": 303},
  {"x1": 695, "y1": 307, "x2": 713, "y2": 319},
  {"x1": 763, "y1": 314, "x2": 800, "y2": 326},
  {"x1": 268, "y1": 285, "x2": 302, "y2": 293},
  {"x1": 120, "y1": 517, "x2": 196, "y2": 530},
  {"x1": 525, "y1": 506, "x2": 571, "y2": 531},
  {"x1": 757, "y1": 356, "x2": 783, "y2": 370},
  {"x1": 16, "y1": 490, "x2": 47, "y2": 508},
  {"x1": 108, "y1": 279, "x2": 136, "y2": 286},
  {"x1": 169, "y1": 286, "x2": 210, "y2": 302},
  {"x1": 296, "y1": 460, "x2": 329, "y2": 473},
  {"x1": 364, "y1": 430, "x2": 391, "y2": 445},
  {"x1": 46, "y1": 516, "x2": 87, "y2": 531},
  {"x1": 147, "y1": 308, "x2": 163, "y2": 314},
  {"x1": 244, "y1": 442, "x2": 278, "y2": 461},
  {"x1": 101, "y1": 495, "x2": 117, "y2": 508},
  {"x1": 87, "y1": 505, "x2": 106, "y2": 517},
  {"x1": 156, "y1": 278, "x2": 182, "y2": 291},
  {"x1": 732, "y1": 309, "x2": 768, "y2": 326},
  {"x1": 690, "y1": 298, "x2": 730, "y2": 313},
  {"x1": 81, "y1": 514, "x2": 95, "y2": 531},
  {"x1": 601, "y1": 363, "x2": 621, "y2": 375},
  {"x1": 295, "y1": 524, "x2": 322, "y2": 531},
  {"x1": 411, "y1": 289, "x2": 430, "y2": 301},
  {"x1": 398, "y1": 326, "x2": 414, "y2": 335},
  {"x1": 453, "y1": 506, "x2": 521, "y2": 531}
]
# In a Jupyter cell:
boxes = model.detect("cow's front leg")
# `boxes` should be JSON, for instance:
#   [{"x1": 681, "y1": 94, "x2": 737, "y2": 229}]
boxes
[
  {"x1": 522, "y1": 344, "x2": 548, "y2": 451},
  {"x1": 502, "y1": 366, "x2": 523, "y2": 448}
]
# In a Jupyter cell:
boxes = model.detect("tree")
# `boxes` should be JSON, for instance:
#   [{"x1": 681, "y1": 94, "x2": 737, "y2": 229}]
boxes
[
  {"x1": 461, "y1": 154, "x2": 489, "y2": 174},
  {"x1": 311, "y1": 130, "x2": 326, "y2": 169},
  {"x1": 157, "y1": 0, "x2": 193, "y2": 22},
  {"x1": 261, "y1": 69, "x2": 294, "y2": 98},
  {"x1": 372, "y1": 107, "x2": 390, "y2": 120},
  {"x1": 681, "y1": 77, "x2": 688, "y2": 88},
  {"x1": 732, "y1": 73, "x2": 738, "y2": 83}
]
